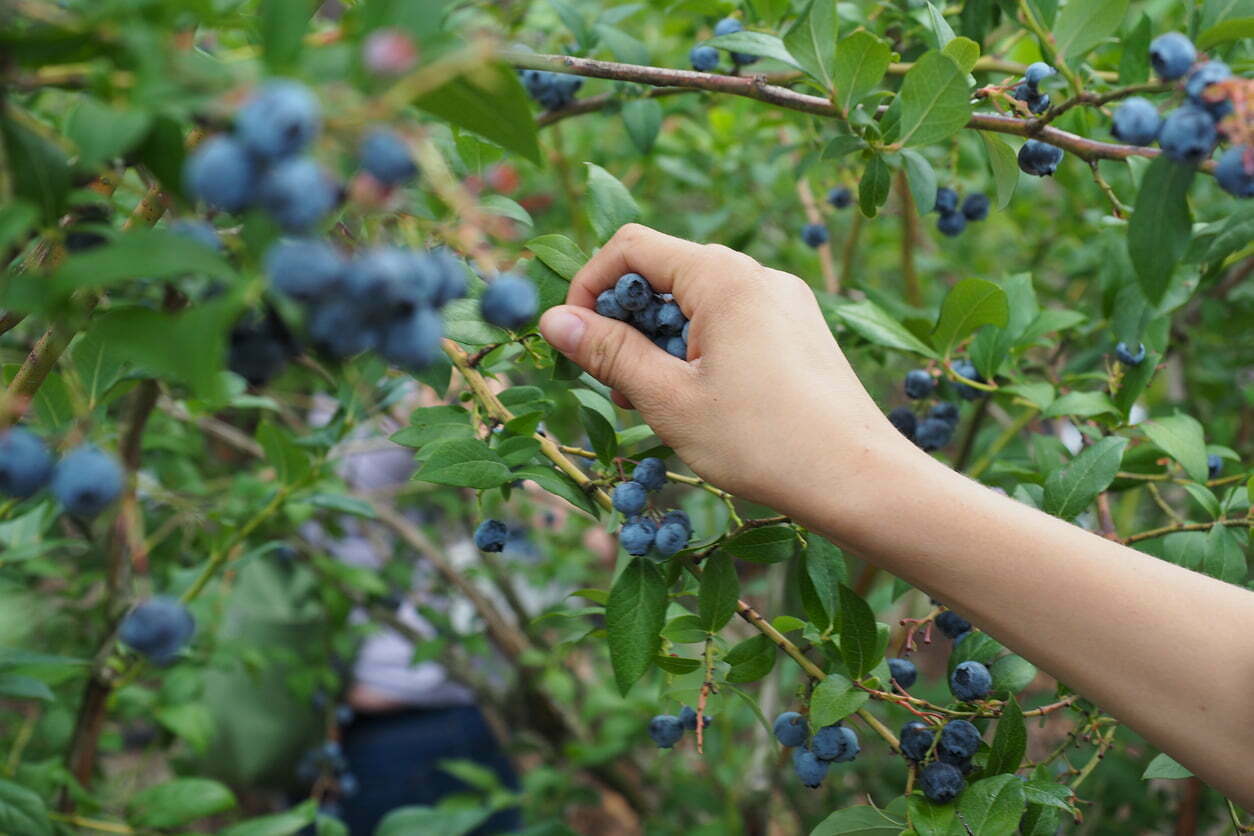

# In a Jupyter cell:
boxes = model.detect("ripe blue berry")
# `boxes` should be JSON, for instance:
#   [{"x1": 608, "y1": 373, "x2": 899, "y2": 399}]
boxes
[
  {"x1": 681, "y1": 320, "x2": 690, "y2": 343},
  {"x1": 52, "y1": 446, "x2": 122, "y2": 516},
  {"x1": 1028, "y1": 92, "x2": 1051, "y2": 114},
  {"x1": 888, "y1": 407, "x2": 917, "y2": 441},
  {"x1": 792, "y1": 748, "x2": 829, "y2": 788},
  {"x1": 236, "y1": 80, "x2": 321, "y2": 160},
  {"x1": 614, "y1": 272, "x2": 653, "y2": 312},
  {"x1": 1149, "y1": 32, "x2": 1196, "y2": 81},
  {"x1": 0, "y1": 428, "x2": 54, "y2": 499},
  {"x1": 802, "y1": 223, "x2": 829, "y2": 248},
  {"x1": 937, "y1": 211, "x2": 966, "y2": 237},
  {"x1": 935, "y1": 610, "x2": 971, "y2": 639},
  {"x1": 1215, "y1": 146, "x2": 1254, "y2": 198},
  {"x1": 183, "y1": 135, "x2": 257, "y2": 212},
  {"x1": 1115, "y1": 341, "x2": 1146, "y2": 366},
  {"x1": 228, "y1": 308, "x2": 294, "y2": 386},
  {"x1": 633, "y1": 458, "x2": 668, "y2": 492},
  {"x1": 900, "y1": 721, "x2": 934, "y2": 761},
  {"x1": 660, "y1": 509, "x2": 692, "y2": 536},
  {"x1": 481, "y1": 273, "x2": 539, "y2": 330},
  {"x1": 1111, "y1": 97, "x2": 1163, "y2": 146},
  {"x1": 346, "y1": 247, "x2": 436, "y2": 321},
  {"x1": 939, "y1": 719, "x2": 982, "y2": 762},
  {"x1": 266, "y1": 238, "x2": 345, "y2": 302},
  {"x1": 1024, "y1": 62, "x2": 1056, "y2": 88},
  {"x1": 915, "y1": 418, "x2": 954, "y2": 451},
  {"x1": 690, "y1": 45, "x2": 719, "y2": 72},
  {"x1": 888, "y1": 657, "x2": 918, "y2": 689},
  {"x1": 920, "y1": 761, "x2": 966, "y2": 803},
  {"x1": 811, "y1": 724, "x2": 850, "y2": 761},
  {"x1": 119, "y1": 596, "x2": 195, "y2": 665},
  {"x1": 381, "y1": 307, "x2": 443, "y2": 371},
  {"x1": 649, "y1": 715, "x2": 684, "y2": 748},
  {"x1": 1018, "y1": 139, "x2": 1064, "y2": 176},
  {"x1": 950, "y1": 660, "x2": 993, "y2": 701},
  {"x1": 260, "y1": 157, "x2": 340, "y2": 233},
  {"x1": 660, "y1": 337, "x2": 687, "y2": 360},
  {"x1": 951, "y1": 359, "x2": 984, "y2": 401},
  {"x1": 612, "y1": 481, "x2": 648, "y2": 515},
  {"x1": 679, "y1": 706, "x2": 712, "y2": 730},
  {"x1": 929, "y1": 402, "x2": 960, "y2": 426},
  {"x1": 521, "y1": 70, "x2": 582, "y2": 110},
  {"x1": 474, "y1": 520, "x2": 509, "y2": 552},
  {"x1": 933, "y1": 187, "x2": 958, "y2": 214},
  {"x1": 827, "y1": 186, "x2": 853, "y2": 208},
  {"x1": 596, "y1": 289, "x2": 629, "y2": 320},
  {"x1": 656, "y1": 302, "x2": 686, "y2": 336},
  {"x1": 359, "y1": 129, "x2": 418, "y2": 186},
  {"x1": 621, "y1": 516, "x2": 657, "y2": 556},
  {"x1": 169, "y1": 219, "x2": 221, "y2": 251},
  {"x1": 904, "y1": 370, "x2": 934, "y2": 400},
  {"x1": 1159, "y1": 106, "x2": 1217, "y2": 164},
  {"x1": 1207, "y1": 454, "x2": 1223, "y2": 480},
  {"x1": 633, "y1": 299, "x2": 663, "y2": 337},
  {"x1": 654, "y1": 522, "x2": 690, "y2": 557},
  {"x1": 773, "y1": 711, "x2": 808, "y2": 747},
  {"x1": 1186, "y1": 61, "x2": 1231, "y2": 105},
  {"x1": 425, "y1": 248, "x2": 468, "y2": 306},
  {"x1": 306, "y1": 301, "x2": 375, "y2": 359},
  {"x1": 961, "y1": 193, "x2": 990, "y2": 221},
  {"x1": 713, "y1": 17, "x2": 742, "y2": 36}
]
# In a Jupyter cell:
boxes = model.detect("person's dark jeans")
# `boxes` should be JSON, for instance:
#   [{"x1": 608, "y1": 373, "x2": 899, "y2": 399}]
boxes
[{"x1": 340, "y1": 705, "x2": 522, "y2": 835}]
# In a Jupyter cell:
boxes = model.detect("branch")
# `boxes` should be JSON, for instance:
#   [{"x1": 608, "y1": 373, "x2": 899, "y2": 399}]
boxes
[{"x1": 1124, "y1": 518, "x2": 1250, "y2": 545}]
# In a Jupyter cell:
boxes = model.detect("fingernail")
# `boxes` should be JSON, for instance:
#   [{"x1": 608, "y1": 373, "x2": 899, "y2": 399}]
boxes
[{"x1": 542, "y1": 308, "x2": 586, "y2": 354}]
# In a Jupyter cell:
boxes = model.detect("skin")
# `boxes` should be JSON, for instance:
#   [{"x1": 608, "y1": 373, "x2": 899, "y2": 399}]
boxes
[{"x1": 539, "y1": 223, "x2": 1254, "y2": 808}]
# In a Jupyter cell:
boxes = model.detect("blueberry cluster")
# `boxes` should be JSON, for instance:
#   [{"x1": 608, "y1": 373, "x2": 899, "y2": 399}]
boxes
[
  {"x1": 296, "y1": 740, "x2": 357, "y2": 804},
  {"x1": 689, "y1": 17, "x2": 758, "y2": 70},
  {"x1": 596, "y1": 272, "x2": 691, "y2": 360},
  {"x1": 932, "y1": 187, "x2": 990, "y2": 237},
  {"x1": 610, "y1": 458, "x2": 694, "y2": 559},
  {"x1": 520, "y1": 69, "x2": 583, "y2": 110},
  {"x1": 648, "y1": 705, "x2": 712, "y2": 748},
  {"x1": 1010, "y1": 61, "x2": 1057, "y2": 115},
  {"x1": 902, "y1": 718, "x2": 983, "y2": 803},
  {"x1": 0, "y1": 428, "x2": 123, "y2": 517},
  {"x1": 118, "y1": 597, "x2": 196, "y2": 666},
  {"x1": 887, "y1": 364, "x2": 983, "y2": 453},
  {"x1": 770, "y1": 712, "x2": 860, "y2": 788}
]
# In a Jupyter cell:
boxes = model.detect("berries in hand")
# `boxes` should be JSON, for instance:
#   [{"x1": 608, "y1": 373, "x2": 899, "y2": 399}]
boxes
[
  {"x1": 888, "y1": 407, "x2": 917, "y2": 441},
  {"x1": 359, "y1": 129, "x2": 418, "y2": 186},
  {"x1": 935, "y1": 610, "x2": 971, "y2": 639},
  {"x1": 648, "y1": 715, "x2": 684, "y2": 748},
  {"x1": 929, "y1": 401, "x2": 960, "y2": 427},
  {"x1": 904, "y1": 370, "x2": 934, "y2": 400},
  {"x1": 888, "y1": 657, "x2": 918, "y2": 689},
  {"x1": 933, "y1": 187, "x2": 958, "y2": 214},
  {"x1": 802, "y1": 223, "x2": 829, "y2": 248},
  {"x1": 184, "y1": 136, "x2": 257, "y2": 212},
  {"x1": 1018, "y1": 139, "x2": 1063, "y2": 176},
  {"x1": 936, "y1": 211, "x2": 966, "y2": 237},
  {"x1": 1111, "y1": 97, "x2": 1162, "y2": 146},
  {"x1": 656, "y1": 302, "x2": 686, "y2": 336},
  {"x1": 633, "y1": 457, "x2": 668, "y2": 492},
  {"x1": 961, "y1": 193, "x2": 990, "y2": 222},
  {"x1": 939, "y1": 719, "x2": 982, "y2": 764},
  {"x1": 690, "y1": 45, "x2": 719, "y2": 72},
  {"x1": 595, "y1": 289, "x2": 629, "y2": 320},
  {"x1": 899, "y1": 721, "x2": 934, "y2": 761},
  {"x1": 235, "y1": 80, "x2": 321, "y2": 160},
  {"x1": 914, "y1": 418, "x2": 954, "y2": 452},
  {"x1": 1149, "y1": 32, "x2": 1196, "y2": 81},
  {"x1": 950, "y1": 660, "x2": 993, "y2": 701},
  {"x1": 792, "y1": 748, "x2": 829, "y2": 788},
  {"x1": 827, "y1": 186, "x2": 853, "y2": 209},
  {"x1": 920, "y1": 761, "x2": 966, "y2": 804},
  {"x1": 474, "y1": 520, "x2": 509, "y2": 552},
  {"x1": 773, "y1": 711, "x2": 808, "y2": 747},
  {"x1": 52, "y1": 446, "x2": 122, "y2": 516},
  {"x1": 119, "y1": 596, "x2": 195, "y2": 665},
  {"x1": 260, "y1": 157, "x2": 341, "y2": 233},
  {"x1": 612, "y1": 481, "x2": 648, "y2": 515},
  {"x1": 1115, "y1": 341, "x2": 1147, "y2": 366},
  {"x1": 1159, "y1": 106, "x2": 1217, "y2": 164},
  {"x1": 1207, "y1": 454, "x2": 1223, "y2": 480},
  {"x1": 620, "y1": 516, "x2": 657, "y2": 556},
  {"x1": 614, "y1": 272, "x2": 653, "y2": 312},
  {"x1": 481, "y1": 273, "x2": 539, "y2": 330},
  {"x1": 266, "y1": 239, "x2": 345, "y2": 302},
  {"x1": 0, "y1": 428, "x2": 54, "y2": 499},
  {"x1": 1215, "y1": 146, "x2": 1254, "y2": 198}
]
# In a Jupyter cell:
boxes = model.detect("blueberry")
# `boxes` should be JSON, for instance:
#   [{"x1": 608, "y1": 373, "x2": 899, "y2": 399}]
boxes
[
  {"x1": 654, "y1": 522, "x2": 690, "y2": 557},
  {"x1": 596, "y1": 289, "x2": 629, "y2": 320},
  {"x1": 474, "y1": 520, "x2": 509, "y2": 552},
  {"x1": 1024, "y1": 62, "x2": 1056, "y2": 88},
  {"x1": 1207, "y1": 454, "x2": 1223, "y2": 480},
  {"x1": 52, "y1": 445, "x2": 123, "y2": 516},
  {"x1": 660, "y1": 509, "x2": 692, "y2": 536},
  {"x1": 1028, "y1": 92, "x2": 1051, "y2": 114},
  {"x1": 359, "y1": 129, "x2": 418, "y2": 186},
  {"x1": 259, "y1": 157, "x2": 340, "y2": 233},
  {"x1": 266, "y1": 238, "x2": 345, "y2": 302},
  {"x1": 690, "y1": 45, "x2": 719, "y2": 72},
  {"x1": 119, "y1": 596, "x2": 195, "y2": 665},
  {"x1": 950, "y1": 660, "x2": 993, "y2": 701},
  {"x1": 802, "y1": 223, "x2": 829, "y2": 248},
  {"x1": 336, "y1": 704, "x2": 355, "y2": 726},
  {"x1": 827, "y1": 186, "x2": 853, "y2": 209},
  {"x1": 951, "y1": 359, "x2": 984, "y2": 401},
  {"x1": 633, "y1": 299, "x2": 663, "y2": 336},
  {"x1": 1111, "y1": 97, "x2": 1163, "y2": 146},
  {"x1": 1115, "y1": 341, "x2": 1146, "y2": 366},
  {"x1": 888, "y1": 657, "x2": 918, "y2": 689},
  {"x1": 792, "y1": 748, "x2": 829, "y2": 788},
  {"x1": 681, "y1": 321, "x2": 690, "y2": 343},
  {"x1": 903, "y1": 370, "x2": 934, "y2": 400},
  {"x1": 183, "y1": 135, "x2": 257, "y2": 212},
  {"x1": 939, "y1": 719, "x2": 982, "y2": 762},
  {"x1": 0, "y1": 428, "x2": 54, "y2": 499},
  {"x1": 1149, "y1": 33, "x2": 1196, "y2": 81},
  {"x1": 914, "y1": 418, "x2": 954, "y2": 452},
  {"x1": 235, "y1": 80, "x2": 321, "y2": 160},
  {"x1": 481, "y1": 273, "x2": 539, "y2": 330},
  {"x1": 937, "y1": 211, "x2": 966, "y2": 237},
  {"x1": 713, "y1": 17, "x2": 742, "y2": 37},
  {"x1": 649, "y1": 714, "x2": 684, "y2": 748},
  {"x1": 169, "y1": 219, "x2": 221, "y2": 251},
  {"x1": 612, "y1": 481, "x2": 648, "y2": 515},
  {"x1": 1186, "y1": 59, "x2": 1232, "y2": 101},
  {"x1": 522, "y1": 70, "x2": 582, "y2": 110},
  {"x1": 656, "y1": 302, "x2": 686, "y2": 336},
  {"x1": 772, "y1": 711, "x2": 808, "y2": 747},
  {"x1": 1159, "y1": 106, "x2": 1217, "y2": 164},
  {"x1": 732, "y1": 51, "x2": 759, "y2": 66},
  {"x1": 899, "y1": 721, "x2": 934, "y2": 761},
  {"x1": 1215, "y1": 146, "x2": 1254, "y2": 198},
  {"x1": 661, "y1": 335, "x2": 687, "y2": 359},
  {"x1": 228, "y1": 308, "x2": 295, "y2": 386},
  {"x1": 425, "y1": 248, "x2": 468, "y2": 306},
  {"x1": 1017, "y1": 139, "x2": 1064, "y2": 176},
  {"x1": 633, "y1": 457, "x2": 668, "y2": 491},
  {"x1": 620, "y1": 516, "x2": 657, "y2": 556},
  {"x1": 678, "y1": 706, "x2": 711, "y2": 730},
  {"x1": 887, "y1": 407, "x2": 917, "y2": 441},
  {"x1": 614, "y1": 272, "x2": 653, "y2": 312},
  {"x1": 831, "y1": 726, "x2": 859, "y2": 762},
  {"x1": 306, "y1": 300, "x2": 375, "y2": 359},
  {"x1": 935, "y1": 610, "x2": 971, "y2": 639},
  {"x1": 345, "y1": 247, "x2": 435, "y2": 322},
  {"x1": 338, "y1": 773, "x2": 359, "y2": 798},
  {"x1": 381, "y1": 306, "x2": 443, "y2": 371},
  {"x1": 920, "y1": 761, "x2": 966, "y2": 803},
  {"x1": 933, "y1": 187, "x2": 959, "y2": 214},
  {"x1": 961, "y1": 193, "x2": 990, "y2": 222},
  {"x1": 812, "y1": 725, "x2": 860, "y2": 763},
  {"x1": 930, "y1": 401, "x2": 960, "y2": 426}
]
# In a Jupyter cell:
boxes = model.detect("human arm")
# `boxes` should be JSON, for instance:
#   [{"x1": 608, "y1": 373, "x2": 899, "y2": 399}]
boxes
[{"x1": 538, "y1": 223, "x2": 1254, "y2": 806}]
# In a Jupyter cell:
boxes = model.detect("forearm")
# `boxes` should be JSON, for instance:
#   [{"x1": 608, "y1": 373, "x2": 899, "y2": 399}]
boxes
[{"x1": 789, "y1": 437, "x2": 1254, "y2": 806}]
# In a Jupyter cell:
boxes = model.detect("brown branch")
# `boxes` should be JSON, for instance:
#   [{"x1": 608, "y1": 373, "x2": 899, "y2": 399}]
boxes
[{"x1": 1124, "y1": 518, "x2": 1250, "y2": 545}]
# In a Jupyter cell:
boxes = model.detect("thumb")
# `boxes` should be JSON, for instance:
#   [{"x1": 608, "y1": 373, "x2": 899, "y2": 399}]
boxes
[{"x1": 540, "y1": 305, "x2": 692, "y2": 406}]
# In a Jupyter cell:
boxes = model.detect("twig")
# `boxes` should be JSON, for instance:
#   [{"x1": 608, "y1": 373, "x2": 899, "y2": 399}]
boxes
[
  {"x1": 896, "y1": 170, "x2": 920, "y2": 306},
  {"x1": 796, "y1": 178, "x2": 837, "y2": 293},
  {"x1": 1124, "y1": 518, "x2": 1250, "y2": 545}
]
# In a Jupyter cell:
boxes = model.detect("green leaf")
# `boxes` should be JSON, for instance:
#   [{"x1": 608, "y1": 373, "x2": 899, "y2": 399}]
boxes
[
  {"x1": 1128, "y1": 156, "x2": 1195, "y2": 305},
  {"x1": 698, "y1": 552, "x2": 740, "y2": 632},
  {"x1": 1197, "y1": 16, "x2": 1254, "y2": 48},
  {"x1": 908, "y1": 795, "x2": 957, "y2": 836},
  {"x1": 1042, "y1": 391, "x2": 1118, "y2": 420},
  {"x1": 901, "y1": 150, "x2": 937, "y2": 218},
  {"x1": 1022, "y1": 780, "x2": 1075, "y2": 812},
  {"x1": 606, "y1": 558, "x2": 668, "y2": 695},
  {"x1": 579, "y1": 406, "x2": 618, "y2": 466},
  {"x1": 704, "y1": 31, "x2": 803, "y2": 69},
  {"x1": 810, "y1": 805, "x2": 904, "y2": 836},
  {"x1": 1119, "y1": 14, "x2": 1152, "y2": 84},
  {"x1": 480, "y1": 194, "x2": 532, "y2": 228},
  {"x1": 858, "y1": 154, "x2": 892, "y2": 217},
  {"x1": 259, "y1": 0, "x2": 313, "y2": 72},
  {"x1": 512, "y1": 465, "x2": 600, "y2": 517},
  {"x1": 1043, "y1": 436, "x2": 1129, "y2": 520},
  {"x1": 0, "y1": 673, "x2": 54, "y2": 702},
  {"x1": 924, "y1": 2, "x2": 957, "y2": 48},
  {"x1": 723, "y1": 525, "x2": 798, "y2": 564},
  {"x1": 585, "y1": 163, "x2": 642, "y2": 242},
  {"x1": 129, "y1": 778, "x2": 237, "y2": 829},
  {"x1": 1203, "y1": 523, "x2": 1246, "y2": 584},
  {"x1": 621, "y1": 98, "x2": 662, "y2": 154},
  {"x1": 838, "y1": 584, "x2": 879, "y2": 679},
  {"x1": 0, "y1": 779, "x2": 52, "y2": 836},
  {"x1": 1142, "y1": 752, "x2": 1194, "y2": 779},
  {"x1": 957, "y1": 774, "x2": 1026, "y2": 836},
  {"x1": 549, "y1": 0, "x2": 592, "y2": 49},
  {"x1": 809, "y1": 673, "x2": 869, "y2": 726},
  {"x1": 724, "y1": 634, "x2": 777, "y2": 682},
  {"x1": 784, "y1": 0, "x2": 839, "y2": 90},
  {"x1": 0, "y1": 112, "x2": 69, "y2": 226},
  {"x1": 989, "y1": 654, "x2": 1037, "y2": 694},
  {"x1": 931, "y1": 277, "x2": 1010, "y2": 357},
  {"x1": 985, "y1": 697, "x2": 1026, "y2": 775},
  {"x1": 374, "y1": 806, "x2": 490, "y2": 836},
  {"x1": 595, "y1": 23, "x2": 649, "y2": 64},
  {"x1": 822, "y1": 135, "x2": 869, "y2": 159},
  {"x1": 415, "y1": 62, "x2": 540, "y2": 166},
  {"x1": 801, "y1": 537, "x2": 847, "y2": 632},
  {"x1": 222, "y1": 802, "x2": 323, "y2": 836},
  {"x1": 1053, "y1": 0, "x2": 1128, "y2": 59},
  {"x1": 942, "y1": 36, "x2": 980, "y2": 73},
  {"x1": 896, "y1": 51, "x2": 973, "y2": 147},
  {"x1": 155, "y1": 703, "x2": 215, "y2": 753},
  {"x1": 256, "y1": 420, "x2": 311, "y2": 486},
  {"x1": 832, "y1": 31, "x2": 891, "y2": 114},
  {"x1": 0, "y1": 201, "x2": 36, "y2": 253},
  {"x1": 654, "y1": 654, "x2": 702, "y2": 674},
  {"x1": 828, "y1": 300, "x2": 940, "y2": 358},
  {"x1": 979, "y1": 131, "x2": 1019, "y2": 209},
  {"x1": 1141, "y1": 414, "x2": 1209, "y2": 483},
  {"x1": 65, "y1": 96, "x2": 151, "y2": 171},
  {"x1": 415, "y1": 439, "x2": 512, "y2": 489}
]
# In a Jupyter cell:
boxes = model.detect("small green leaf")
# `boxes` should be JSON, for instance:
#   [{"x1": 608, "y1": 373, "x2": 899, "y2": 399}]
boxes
[
  {"x1": 415, "y1": 63, "x2": 540, "y2": 166},
  {"x1": 989, "y1": 654, "x2": 1037, "y2": 695},
  {"x1": 800, "y1": 537, "x2": 847, "y2": 632},
  {"x1": 723, "y1": 525, "x2": 798, "y2": 564},
  {"x1": 979, "y1": 131, "x2": 1019, "y2": 209},
  {"x1": 931, "y1": 277, "x2": 1010, "y2": 358},
  {"x1": 606, "y1": 558, "x2": 668, "y2": 695},
  {"x1": 585, "y1": 163, "x2": 642, "y2": 242},
  {"x1": 1142, "y1": 752, "x2": 1194, "y2": 779},
  {"x1": 373, "y1": 805, "x2": 489, "y2": 836},
  {"x1": 821, "y1": 135, "x2": 868, "y2": 159},
  {"x1": 129, "y1": 778, "x2": 237, "y2": 829},
  {"x1": 908, "y1": 795, "x2": 957, "y2": 836},
  {"x1": 704, "y1": 31, "x2": 802, "y2": 69},
  {"x1": 621, "y1": 98, "x2": 662, "y2": 154},
  {"x1": 957, "y1": 774, "x2": 1027, "y2": 835},
  {"x1": 809, "y1": 673, "x2": 869, "y2": 726},
  {"x1": 1197, "y1": 16, "x2": 1254, "y2": 49},
  {"x1": 724, "y1": 634, "x2": 777, "y2": 682},
  {"x1": 510, "y1": 465, "x2": 600, "y2": 517},
  {"x1": 924, "y1": 1, "x2": 957, "y2": 48},
  {"x1": 1042, "y1": 391, "x2": 1119, "y2": 420},
  {"x1": 65, "y1": 96, "x2": 151, "y2": 171},
  {"x1": 256, "y1": 420, "x2": 311, "y2": 486},
  {"x1": 838, "y1": 584, "x2": 879, "y2": 679},
  {"x1": 0, "y1": 111, "x2": 70, "y2": 225},
  {"x1": 0, "y1": 779, "x2": 53, "y2": 836},
  {"x1": 1043, "y1": 436, "x2": 1129, "y2": 520},
  {"x1": 828, "y1": 300, "x2": 940, "y2": 358},
  {"x1": 259, "y1": 0, "x2": 314, "y2": 72},
  {"x1": 942, "y1": 37, "x2": 980, "y2": 73},
  {"x1": 900, "y1": 150, "x2": 937, "y2": 218},
  {"x1": 784, "y1": 0, "x2": 839, "y2": 90},
  {"x1": 415, "y1": 439, "x2": 512, "y2": 489},
  {"x1": 896, "y1": 51, "x2": 973, "y2": 147},
  {"x1": 1053, "y1": 0, "x2": 1129, "y2": 60},
  {"x1": 810, "y1": 805, "x2": 904, "y2": 836},
  {"x1": 985, "y1": 697, "x2": 1026, "y2": 775},
  {"x1": 832, "y1": 30, "x2": 891, "y2": 114},
  {"x1": 858, "y1": 154, "x2": 892, "y2": 217},
  {"x1": 1141, "y1": 414, "x2": 1209, "y2": 483},
  {"x1": 1128, "y1": 156, "x2": 1195, "y2": 305},
  {"x1": 698, "y1": 552, "x2": 740, "y2": 632},
  {"x1": 1119, "y1": 14, "x2": 1152, "y2": 83},
  {"x1": 579, "y1": 406, "x2": 618, "y2": 466},
  {"x1": 0, "y1": 673, "x2": 54, "y2": 702}
]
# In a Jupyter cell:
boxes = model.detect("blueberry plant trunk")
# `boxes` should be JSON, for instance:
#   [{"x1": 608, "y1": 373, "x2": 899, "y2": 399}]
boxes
[{"x1": 0, "y1": 1, "x2": 1251, "y2": 835}]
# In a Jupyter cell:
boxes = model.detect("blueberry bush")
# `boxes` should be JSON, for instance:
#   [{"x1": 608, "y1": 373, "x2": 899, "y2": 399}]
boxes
[{"x1": 0, "y1": 1, "x2": 1251, "y2": 834}]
